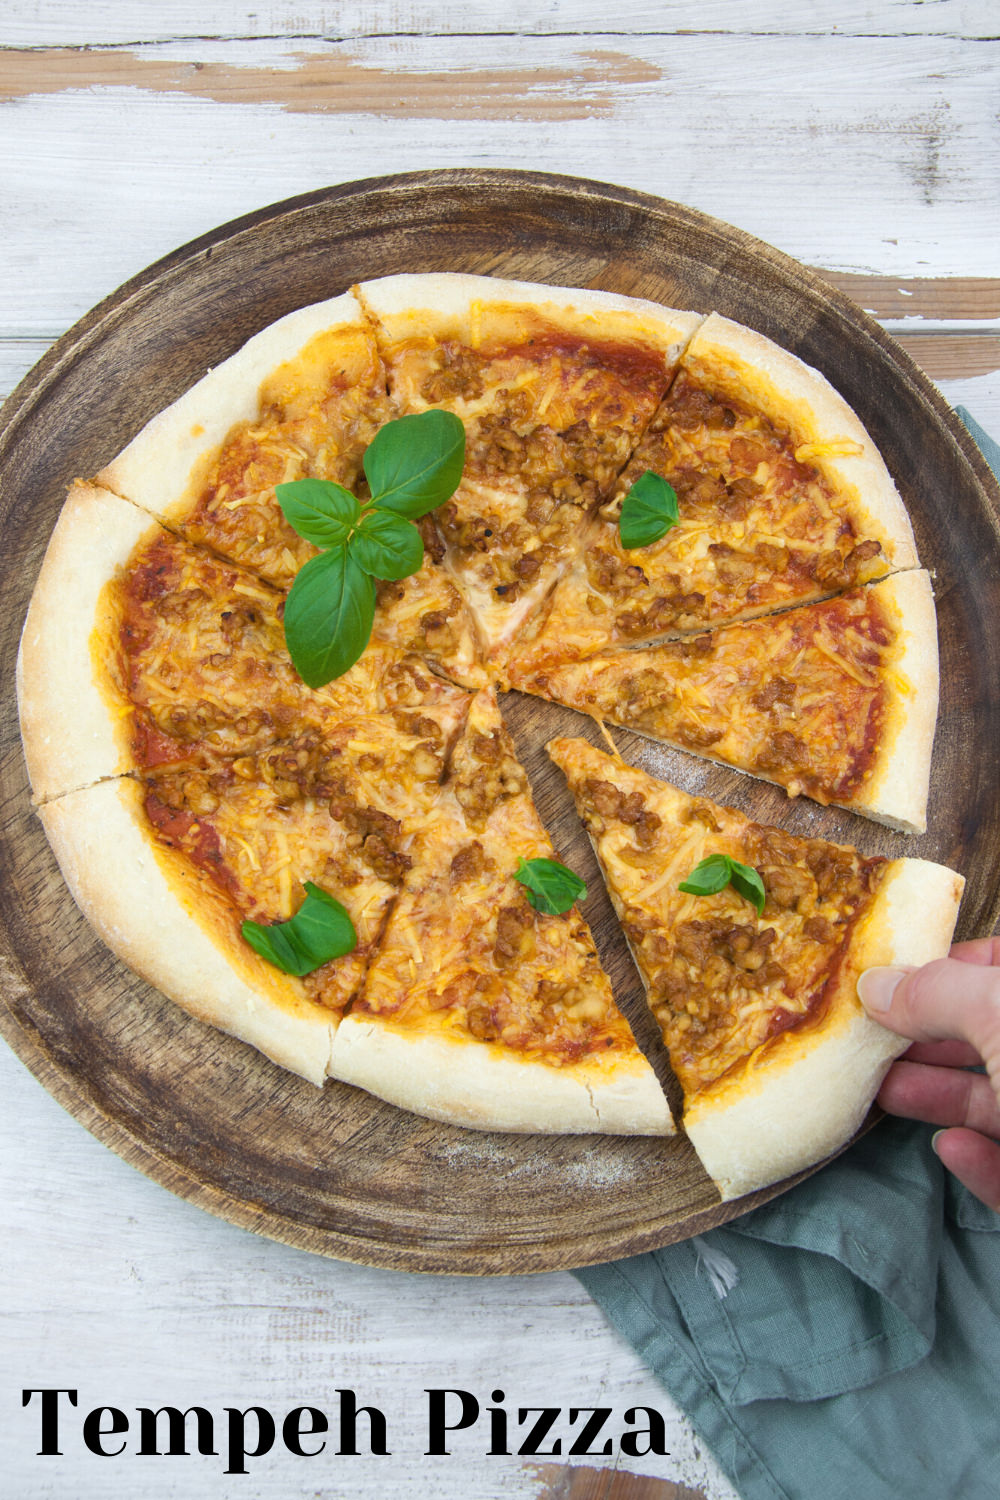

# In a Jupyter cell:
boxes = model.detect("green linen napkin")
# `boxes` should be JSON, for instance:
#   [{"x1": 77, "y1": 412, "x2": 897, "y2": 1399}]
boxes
[{"x1": 575, "y1": 408, "x2": 1000, "y2": 1500}]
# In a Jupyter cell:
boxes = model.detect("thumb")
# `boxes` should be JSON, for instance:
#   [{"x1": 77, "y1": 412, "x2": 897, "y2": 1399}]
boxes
[{"x1": 858, "y1": 958, "x2": 1000, "y2": 1060}]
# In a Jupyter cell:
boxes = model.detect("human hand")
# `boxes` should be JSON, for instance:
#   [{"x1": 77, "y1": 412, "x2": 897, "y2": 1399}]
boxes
[{"x1": 858, "y1": 938, "x2": 1000, "y2": 1213}]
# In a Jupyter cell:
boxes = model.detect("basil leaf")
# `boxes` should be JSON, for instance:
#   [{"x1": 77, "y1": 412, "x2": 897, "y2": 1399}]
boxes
[
  {"x1": 678, "y1": 853, "x2": 733, "y2": 898},
  {"x1": 350, "y1": 509, "x2": 424, "y2": 581},
  {"x1": 514, "y1": 856, "x2": 587, "y2": 916},
  {"x1": 363, "y1": 409, "x2": 466, "y2": 519},
  {"x1": 619, "y1": 470, "x2": 679, "y2": 549},
  {"x1": 276, "y1": 478, "x2": 361, "y2": 549},
  {"x1": 678, "y1": 854, "x2": 766, "y2": 916},
  {"x1": 282, "y1": 546, "x2": 375, "y2": 688},
  {"x1": 242, "y1": 881, "x2": 357, "y2": 976},
  {"x1": 729, "y1": 859, "x2": 767, "y2": 917}
]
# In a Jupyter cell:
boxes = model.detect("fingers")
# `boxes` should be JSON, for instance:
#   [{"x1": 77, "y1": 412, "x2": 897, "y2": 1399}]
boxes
[
  {"x1": 857, "y1": 958, "x2": 1000, "y2": 1068},
  {"x1": 932, "y1": 1129, "x2": 1000, "y2": 1214},
  {"x1": 859, "y1": 945, "x2": 1000, "y2": 1216},
  {"x1": 878, "y1": 1060, "x2": 1000, "y2": 1139},
  {"x1": 947, "y1": 937, "x2": 1000, "y2": 968},
  {"x1": 899, "y1": 1039, "x2": 983, "y2": 1069}
]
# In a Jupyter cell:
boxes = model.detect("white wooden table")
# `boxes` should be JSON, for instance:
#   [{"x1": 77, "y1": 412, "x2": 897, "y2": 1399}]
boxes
[{"x1": 2, "y1": 7, "x2": 998, "y2": 1498}]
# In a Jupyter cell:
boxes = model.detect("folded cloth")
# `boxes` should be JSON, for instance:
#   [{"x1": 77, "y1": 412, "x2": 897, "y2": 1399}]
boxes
[{"x1": 575, "y1": 409, "x2": 1000, "y2": 1500}]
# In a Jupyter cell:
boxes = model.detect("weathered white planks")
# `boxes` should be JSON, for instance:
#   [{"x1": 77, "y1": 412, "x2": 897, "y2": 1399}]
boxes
[
  {"x1": 4, "y1": 0, "x2": 998, "y2": 45},
  {"x1": 0, "y1": 1045, "x2": 735, "y2": 1500},
  {"x1": 1, "y1": 29, "x2": 998, "y2": 351}
]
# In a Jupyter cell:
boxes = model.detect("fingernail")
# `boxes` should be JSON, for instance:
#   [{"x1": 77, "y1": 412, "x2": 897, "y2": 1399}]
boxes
[
  {"x1": 931, "y1": 1130, "x2": 946, "y2": 1156},
  {"x1": 857, "y1": 966, "x2": 909, "y2": 1013}
]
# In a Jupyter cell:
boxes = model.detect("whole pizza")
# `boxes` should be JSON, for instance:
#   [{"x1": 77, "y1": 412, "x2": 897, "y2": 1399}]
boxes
[{"x1": 17, "y1": 273, "x2": 964, "y2": 1201}]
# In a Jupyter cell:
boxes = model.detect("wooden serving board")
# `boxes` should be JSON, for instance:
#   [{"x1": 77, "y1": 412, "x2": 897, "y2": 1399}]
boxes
[{"x1": 2, "y1": 169, "x2": 999, "y2": 1276}]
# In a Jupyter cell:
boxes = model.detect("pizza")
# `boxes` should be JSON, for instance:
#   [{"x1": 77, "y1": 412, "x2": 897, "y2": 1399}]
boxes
[
  {"x1": 508, "y1": 312, "x2": 918, "y2": 675},
  {"x1": 547, "y1": 737, "x2": 964, "y2": 1199},
  {"x1": 356, "y1": 275, "x2": 702, "y2": 662},
  {"x1": 331, "y1": 687, "x2": 672, "y2": 1133},
  {"x1": 18, "y1": 484, "x2": 669, "y2": 1126},
  {"x1": 508, "y1": 570, "x2": 938, "y2": 833},
  {"x1": 18, "y1": 271, "x2": 961, "y2": 1194}
]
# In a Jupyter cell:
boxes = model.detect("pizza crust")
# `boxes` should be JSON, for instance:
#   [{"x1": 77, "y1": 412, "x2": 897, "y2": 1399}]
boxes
[
  {"x1": 39, "y1": 777, "x2": 338, "y2": 1086},
  {"x1": 684, "y1": 857, "x2": 965, "y2": 1200},
  {"x1": 851, "y1": 568, "x2": 939, "y2": 833},
  {"x1": 329, "y1": 1014, "x2": 674, "y2": 1134},
  {"x1": 17, "y1": 482, "x2": 161, "y2": 803},
  {"x1": 681, "y1": 313, "x2": 918, "y2": 572},
  {"x1": 97, "y1": 290, "x2": 371, "y2": 522},
  {"x1": 356, "y1": 272, "x2": 704, "y2": 361}
]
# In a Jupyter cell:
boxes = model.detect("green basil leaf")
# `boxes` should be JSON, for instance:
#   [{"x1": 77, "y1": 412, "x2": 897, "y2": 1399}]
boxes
[
  {"x1": 678, "y1": 853, "x2": 734, "y2": 898},
  {"x1": 350, "y1": 509, "x2": 424, "y2": 581},
  {"x1": 514, "y1": 856, "x2": 587, "y2": 916},
  {"x1": 276, "y1": 478, "x2": 361, "y2": 549},
  {"x1": 242, "y1": 881, "x2": 357, "y2": 976},
  {"x1": 678, "y1": 853, "x2": 766, "y2": 915},
  {"x1": 729, "y1": 859, "x2": 767, "y2": 917},
  {"x1": 619, "y1": 470, "x2": 680, "y2": 549},
  {"x1": 282, "y1": 546, "x2": 375, "y2": 688},
  {"x1": 363, "y1": 409, "x2": 466, "y2": 519}
]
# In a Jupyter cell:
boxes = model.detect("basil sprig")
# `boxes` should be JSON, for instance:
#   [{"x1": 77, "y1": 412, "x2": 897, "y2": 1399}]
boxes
[
  {"x1": 618, "y1": 470, "x2": 679, "y2": 549},
  {"x1": 514, "y1": 856, "x2": 588, "y2": 916},
  {"x1": 678, "y1": 854, "x2": 766, "y2": 916},
  {"x1": 277, "y1": 409, "x2": 465, "y2": 687},
  {"x1": 242, "y1": 882, "x2": 357, "y2": 976}
]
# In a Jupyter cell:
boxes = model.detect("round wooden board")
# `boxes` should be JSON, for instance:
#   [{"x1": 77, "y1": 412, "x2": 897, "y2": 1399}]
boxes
[{"x1": 2, "y1": 169, "x2": 1000, "y2": 1276}]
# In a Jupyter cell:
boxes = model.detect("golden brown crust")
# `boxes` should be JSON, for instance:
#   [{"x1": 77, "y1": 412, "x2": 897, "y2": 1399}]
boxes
[{"x1": 17, "y1": 483, "x2": 161, "y2": 802}]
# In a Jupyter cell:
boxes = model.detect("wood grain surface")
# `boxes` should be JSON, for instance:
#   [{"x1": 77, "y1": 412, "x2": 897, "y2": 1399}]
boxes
[{"x1": 2, "y1": 169, "x2": 999, "y2": 1281}]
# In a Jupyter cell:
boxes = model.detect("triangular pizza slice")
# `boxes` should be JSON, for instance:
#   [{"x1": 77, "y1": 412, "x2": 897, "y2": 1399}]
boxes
[
  {"x1": 358, "y1": 273, "x2": 703, "y2": 661},
  {"x1": 92, "y1": 290, "x2": 485, "y2": 688},
  {"x1": 330, "y1": 688, "x2": 673, "y2": 1134},
  {"x1": 510, "y1": 313, "x2": 919, "y2": 675},
  {"x1": 510, "y1": 572, "x2": 938, "y2": 833},
  {"x1": 97, "y1": 291, "x2": 392, "y2": 588},
  {"x1": 548, "y1": 737, "x2": 962, "y2": 1197},
  {"x1": 17, "y1": 483, "x2": 474, "y2": 804}
]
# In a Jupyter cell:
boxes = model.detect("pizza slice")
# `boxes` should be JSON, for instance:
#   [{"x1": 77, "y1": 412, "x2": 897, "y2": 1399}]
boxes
[
  {"x1": 510, "y1": 313, "x2": 919, "y2": 674},
  {"x1": 96, "y1": 290, "x2": 392, "y2": 589},
  {"x1": 36, "y1": 692, "x2": 471, "y2": 1084},
  {"x1": 357, "y1": 273, "x2": 703, "y2": 659},
  {"x1": 547, "y1": 737, "x2": 963, "y2": 1197},
  {"x1": 38, "y1": 776, "x2": 342, "y2": 1084},
  {"x1": 90, "y1": 289, "x2": 486, "y2": 689},
  {"x1": 330, "y1": 688, "x2": 673, "y2": 1134},
  {"x1": 17, "y1": 483, "x2": 473, "y2": 803},
  {"x1": 510, "y1": 571, "x2": 938, "y2": 833}
]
